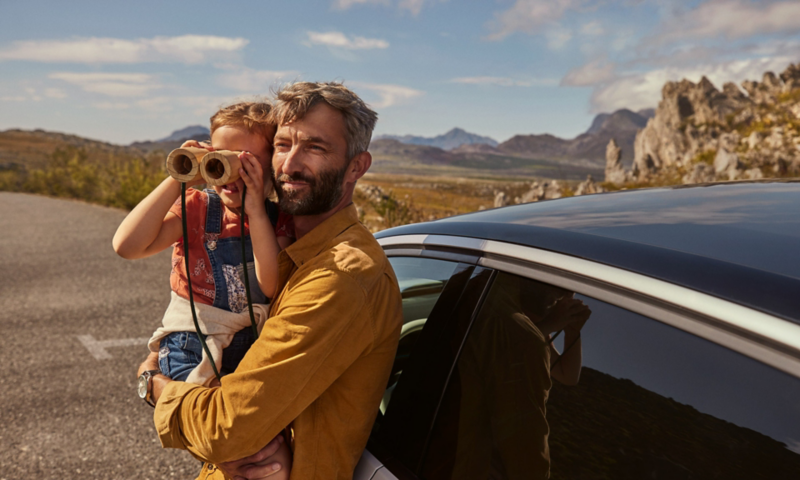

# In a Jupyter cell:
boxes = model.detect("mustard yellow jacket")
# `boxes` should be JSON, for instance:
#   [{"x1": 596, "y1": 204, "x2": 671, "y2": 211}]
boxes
[{"x1": 154, "y1": 204, "x2": 403, "y2": 479}]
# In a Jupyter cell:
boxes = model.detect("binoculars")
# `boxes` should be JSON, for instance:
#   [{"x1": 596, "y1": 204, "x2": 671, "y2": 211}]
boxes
[{"x1": 166, "y1": 147, "x2": 243, "y2": 186}]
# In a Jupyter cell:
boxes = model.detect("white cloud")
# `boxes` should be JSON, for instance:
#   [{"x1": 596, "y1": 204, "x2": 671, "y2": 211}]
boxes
[
  {"x1": 581, "y1": 20, "x2": 604, "y2": 36},
  {"x1": 217, "y1": 68, "x2": 299, "y2": 92},
  {"x1": 350, "y1": 82, "x2": 424, "y2": 108},
  {"x1": 0, "y1": 35, "x2": 248, "y2": 64},
  {"x1": 93, "y1": 102, "x2": 130, "y2": 110},
  {"x1": 561, "y1": 60, "x2": 617, "y2": 86},
  {"x1": 652, "y1": 0, "x2": 800, "y2": 45},
  {"x1": 44, "y1": 88, "x2": 67, "y2": 99},
  {"x1": 589, "y1": 56, "x2": 795, "y2": 113},
  {"x1": 486, "y1": 0, "x2": 590, "y2": 41},
  {"x1": 398, "y1": 0, "x2": 426, "y2": 15},
  {"x1": 49, "y1": 72, "x2": 159, "y2": 97},
  {"x1": 545, "y1": 26, "x2": 573, "y2": 50},
  {"x1": 333, "y1": 0, "x2": 389, "y2": 9},
  {"x1": 333, "y1": 0, "x2": 429, "y2": 15},
  {"x1": 450, "y1": 76, "x2": 557, "y2": 87},
  {"x1": 306, "y1": 31, "x2": 389, "y2": 50},
  {"x1": 0, "y1": 96, "x2": 26, "y2": 102}
]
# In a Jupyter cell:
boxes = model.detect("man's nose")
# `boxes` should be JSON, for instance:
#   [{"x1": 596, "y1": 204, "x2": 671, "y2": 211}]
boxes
[{"x1": 279, "y1": 146, "x2": 304, "y2": 176}]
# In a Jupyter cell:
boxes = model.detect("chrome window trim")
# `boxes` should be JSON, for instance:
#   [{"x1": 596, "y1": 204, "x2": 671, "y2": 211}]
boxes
[{"x1": 378, "y1": 234, "x2": 800, "y2": 379}]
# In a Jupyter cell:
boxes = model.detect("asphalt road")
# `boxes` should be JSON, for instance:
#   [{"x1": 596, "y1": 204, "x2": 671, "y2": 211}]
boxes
[{"x1": 0, "y1": 192, "x2": 200, "y2": 479}]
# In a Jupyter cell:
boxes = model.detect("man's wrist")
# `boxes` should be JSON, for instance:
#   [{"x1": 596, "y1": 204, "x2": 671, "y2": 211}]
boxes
[{"x1": 151, "y1": 374, "x2": 172, "y2": 404}]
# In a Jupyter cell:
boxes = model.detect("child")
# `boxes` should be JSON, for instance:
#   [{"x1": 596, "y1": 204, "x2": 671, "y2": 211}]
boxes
[{"x1": 113, "y1": 101, "x2": 293, "y2": 477}]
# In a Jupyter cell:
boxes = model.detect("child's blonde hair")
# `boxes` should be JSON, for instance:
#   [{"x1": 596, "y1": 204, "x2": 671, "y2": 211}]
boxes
[{"x1": 210, "y1": 101, "x2": 275, "y2": 143}]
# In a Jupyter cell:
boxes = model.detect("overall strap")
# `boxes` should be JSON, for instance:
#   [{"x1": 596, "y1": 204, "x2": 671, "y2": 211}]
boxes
[{"x1": 204, "y1": 189, "x2": 223, "y2": 235}]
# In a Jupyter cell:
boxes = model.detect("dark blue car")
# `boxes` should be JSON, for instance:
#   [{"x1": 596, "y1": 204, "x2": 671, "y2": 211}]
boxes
[{"x1": 355, "y1": 181, "x2": 800, "y2": 480}]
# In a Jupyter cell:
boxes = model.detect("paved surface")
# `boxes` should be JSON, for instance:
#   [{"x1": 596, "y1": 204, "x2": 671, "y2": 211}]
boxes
[{"x1": 0, "y1": 193, "x2": 200, "y2": 479}]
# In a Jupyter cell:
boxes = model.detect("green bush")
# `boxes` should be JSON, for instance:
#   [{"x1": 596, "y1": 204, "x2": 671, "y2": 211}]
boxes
[{"x1": 2, "y1": 146, "x2": 167, "y2": 210}]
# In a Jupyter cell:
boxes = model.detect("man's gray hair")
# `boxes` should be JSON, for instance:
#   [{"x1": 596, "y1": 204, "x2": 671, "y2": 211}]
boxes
[{"x1": 269, "y1": 82, "x2": 378, "y2": 160}]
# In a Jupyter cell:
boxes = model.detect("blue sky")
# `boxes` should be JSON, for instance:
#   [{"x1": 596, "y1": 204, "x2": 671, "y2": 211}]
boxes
[{"x1": 1, "y1": 0, "x2": 799, "y2": 144}]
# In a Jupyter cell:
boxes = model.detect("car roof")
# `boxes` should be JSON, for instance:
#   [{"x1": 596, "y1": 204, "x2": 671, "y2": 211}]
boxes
[{"x1": 376, "y1": 181, "x2": 800, "y2": 324}]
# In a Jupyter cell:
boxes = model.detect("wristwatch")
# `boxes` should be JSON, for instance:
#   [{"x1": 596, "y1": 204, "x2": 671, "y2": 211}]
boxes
[{"x1": 137, "y1": 369, "x2": 161, "y2": 407}]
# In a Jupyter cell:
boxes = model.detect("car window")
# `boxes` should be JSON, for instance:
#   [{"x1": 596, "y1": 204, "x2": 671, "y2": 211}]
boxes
[
  {"x1": 375, "y1": 260, "x2": 494, "y2": 473},
  {"x1": 379, "y1": 257, "x2": 460, "y2": 415},
  {"x1": 418, "y1": 271, "x2": 800, "y2": 479}
]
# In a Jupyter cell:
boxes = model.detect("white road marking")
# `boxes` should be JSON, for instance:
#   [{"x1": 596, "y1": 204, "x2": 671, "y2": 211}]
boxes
[{"x1": 77, "y1": 335, "x2": 151, "y2": 360}]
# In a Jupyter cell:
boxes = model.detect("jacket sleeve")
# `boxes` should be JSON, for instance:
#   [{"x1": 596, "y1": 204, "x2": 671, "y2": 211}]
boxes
[{"x1": 154, "y1": 267, "x2": 370, "y2": 463}]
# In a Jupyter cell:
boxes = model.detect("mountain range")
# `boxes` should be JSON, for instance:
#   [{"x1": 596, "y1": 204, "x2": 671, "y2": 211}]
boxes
[
  {"x1": 0, "y1": 108, "x2": 653, "y2": 182},
  {"x1": 365, "y1": 108, "x2": 654, "y2": 179},
  {"x1": 376, "y1": 128, "x2": 498, "y2": 149}
]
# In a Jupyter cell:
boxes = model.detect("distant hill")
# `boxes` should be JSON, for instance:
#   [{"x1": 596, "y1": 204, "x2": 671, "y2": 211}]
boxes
[
  {"x1": 368, "y1": 138, "x2": 603, "y2": 180},
  {"x1": 498, "y1": 108, "x2": 651, "y2": 165},
  {"x1": 374, "y1": 109, "x2": 653, "y2": 170},
  {"x1": 130, "y1": 125, "x2": 210, "y2": 154},
  {"x1": 376, "y1": 128, "x2": 498, "y2": 150},
  {"x1": 156, "y1": 125, "x2": 209, "y2": 143},
  {"x1": 0, "y1": 129, "x2": 142, "y2": 170}
]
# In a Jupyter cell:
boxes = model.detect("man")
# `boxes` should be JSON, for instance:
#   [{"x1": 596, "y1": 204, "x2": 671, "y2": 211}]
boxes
[{"x1": 137, "y1": 82, "x2": 403, "y2": 479}]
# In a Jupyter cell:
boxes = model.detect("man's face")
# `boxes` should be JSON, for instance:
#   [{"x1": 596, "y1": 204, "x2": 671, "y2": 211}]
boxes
[{"x1": 271, "y1": 103, "x2": 351, "y2": 216}]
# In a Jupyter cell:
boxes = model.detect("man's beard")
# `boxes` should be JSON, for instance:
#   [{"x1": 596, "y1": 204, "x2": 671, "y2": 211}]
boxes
[{"x1": 272, "y1": 164, "x2": 348, "y2": 216}]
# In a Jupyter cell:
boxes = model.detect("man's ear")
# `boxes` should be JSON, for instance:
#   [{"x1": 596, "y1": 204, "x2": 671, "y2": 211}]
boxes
[{"x1": 347, "y1": 151, "x2": 372, "y2": 182}]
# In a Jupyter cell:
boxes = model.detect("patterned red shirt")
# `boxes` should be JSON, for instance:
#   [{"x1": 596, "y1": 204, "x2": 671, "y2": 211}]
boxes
[{"x1": 168, "y1": 188, "x2": 294, "y2": 305}]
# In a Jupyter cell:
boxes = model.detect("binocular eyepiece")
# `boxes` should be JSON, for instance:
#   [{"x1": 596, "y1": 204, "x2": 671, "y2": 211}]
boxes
[{"x1": 166, "y1": 147, "x2": 243, "y2": 186}]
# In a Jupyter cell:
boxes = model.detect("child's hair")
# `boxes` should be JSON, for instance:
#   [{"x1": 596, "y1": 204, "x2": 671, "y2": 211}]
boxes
[{"x1": 210, "y1": 101, "x2": 275, "y2": 142}]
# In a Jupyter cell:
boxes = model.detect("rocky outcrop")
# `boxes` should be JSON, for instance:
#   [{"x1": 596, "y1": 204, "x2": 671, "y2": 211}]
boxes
[
  {"x1": 604, "y1": 139, "x2": 627, "y2": 185},
  {"x1": 575, "y1": 175, "x2": 605, "y2": 195},
  {"x1": 624, "y1": 63, "x2": 800, "y2": 184},
  {"x1": 494, "y1": 191, "x2": 509, "y2": 208},
  {"x1": 516, "y1": 180, "x2": 563, "y2": 204}
]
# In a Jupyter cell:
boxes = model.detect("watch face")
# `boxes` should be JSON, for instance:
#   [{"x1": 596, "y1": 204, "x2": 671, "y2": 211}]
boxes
[{"x1": 137, "y1": 374, "x2": 148, "y2": 399}]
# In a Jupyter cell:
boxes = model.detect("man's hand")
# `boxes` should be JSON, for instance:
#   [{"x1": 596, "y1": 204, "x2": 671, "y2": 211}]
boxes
[
  {"x1": 536, "y1": 297, "x2": 591, "y2": 336},
  {"x1": 137, "y1": 352, "x2": 171, "y2": 404},
  {"x1": 218, "y1": 435, "x2": 286, "y2": 480}
]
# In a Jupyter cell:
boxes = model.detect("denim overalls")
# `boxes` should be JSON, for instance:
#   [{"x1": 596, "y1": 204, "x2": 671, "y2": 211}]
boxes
[{"x1": 159, "y1": 189, "x2": 267, "y2": 381}]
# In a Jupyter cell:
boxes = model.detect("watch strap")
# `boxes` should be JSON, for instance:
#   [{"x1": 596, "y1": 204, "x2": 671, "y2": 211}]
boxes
[{"x1": 141, "y1": 369, "x2": 161, "y2": 408}]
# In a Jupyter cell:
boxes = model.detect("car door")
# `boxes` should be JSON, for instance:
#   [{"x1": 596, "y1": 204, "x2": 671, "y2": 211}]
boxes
[{"x1": 357, "y1": 236, "x2": 800, "y2": 480}]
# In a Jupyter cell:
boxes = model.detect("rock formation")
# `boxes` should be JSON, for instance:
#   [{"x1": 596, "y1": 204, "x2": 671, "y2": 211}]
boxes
[
  {"x1": 575, "y1": 175, "x2": 605, "y2": 196},
  {"x1": 604, "y1": 139, "x2": 627, "y2": 185},
  {"x1": 517, "y1": 180, "x2": 563, "y2": 204},
  {"x1": 494, "y1": 191, "x2": 509, "y2": 208},
  {"x1": 624, "y1": 63, "x2": 800, "y2": 184}
]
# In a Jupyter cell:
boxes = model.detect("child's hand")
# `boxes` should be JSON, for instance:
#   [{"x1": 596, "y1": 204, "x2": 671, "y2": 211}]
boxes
[
  {"x1": 238, "y1": 152, "x2": 269, "y2": 220},
  {"x1": 178, "y1": 140, "x2": 214, "y2": 187},
  {"x1": 181, "y1": 139, "x2": 214, "y2": 151}
]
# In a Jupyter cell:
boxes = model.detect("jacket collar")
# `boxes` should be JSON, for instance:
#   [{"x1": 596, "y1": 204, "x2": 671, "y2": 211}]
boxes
[{"x1": 283, "y1": 203, "x2": 360, "y2": 268}]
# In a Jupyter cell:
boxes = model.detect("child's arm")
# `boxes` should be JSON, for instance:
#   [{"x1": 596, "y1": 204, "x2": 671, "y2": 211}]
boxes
[
  {"x1": 114, "y1": 141, "x2": 211, "y2": 259},
  {"x1": 112, "y1": 176, "x2": 186, "y2": 259},
  {"x1": 239, "y1": 152, "x2": 282, "y2": 299}
]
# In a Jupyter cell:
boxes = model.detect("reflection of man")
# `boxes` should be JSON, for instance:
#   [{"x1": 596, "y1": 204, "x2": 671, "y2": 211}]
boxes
[
  {"x1": 137, "y1": 82, "x2": 403, "y2": 479},
  {"x1": 423, "y1": 274, "x2": 589, "y2": 480}
]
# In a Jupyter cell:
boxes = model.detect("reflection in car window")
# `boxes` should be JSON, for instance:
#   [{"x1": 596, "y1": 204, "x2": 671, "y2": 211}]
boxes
[
  {"x1": 381, "y1": 257, "x2": 459, "y2": 414},
  {"x1": 547, "y1": 296, "x2": 800, "y2": 479},
  {"x1": 420, "y1": 272, "x2": 590, "y2": 479},
  {"x1": 418, "y1": 271, "x2": 800, "y2": 479}
]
